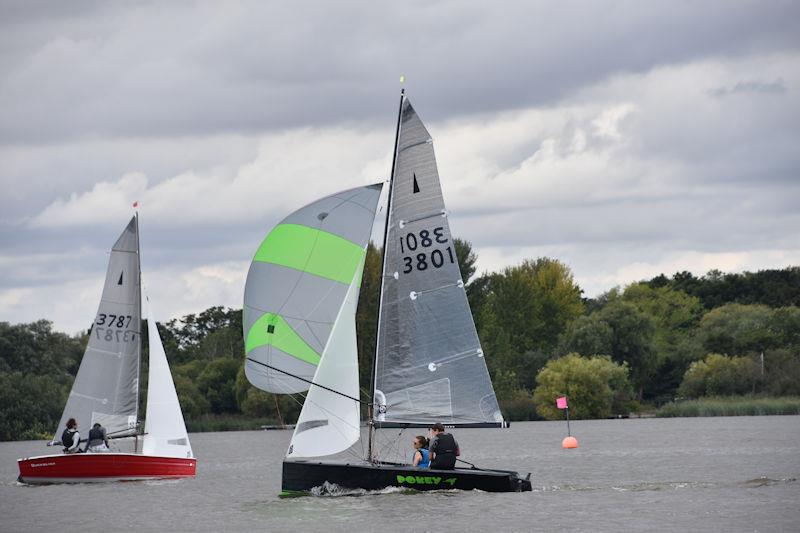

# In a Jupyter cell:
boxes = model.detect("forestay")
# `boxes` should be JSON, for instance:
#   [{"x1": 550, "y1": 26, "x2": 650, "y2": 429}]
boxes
[
  {"x1": 142, "y1": 293, "x2": 193, "y2": 459},
  {"x1": 53, "y1": 216, "x2": 141, "y2": 443},
  {"x1": 244, "y1": 184, "x2": 382, "y2": 394},
  {"x1": 373, "y1": 99, "x2": 504, "y2": 428},
  {"x1": 286, "y1": 264, "x2": 363, "y2": 458}
]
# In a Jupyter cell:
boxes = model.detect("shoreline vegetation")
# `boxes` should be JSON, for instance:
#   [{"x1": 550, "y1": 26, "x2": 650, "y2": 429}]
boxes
[
  {"x1": 2, "y1": 247, "x2": 799, "y2": 442},
  {"x1": 655, "y1": 396, "x2": 800, "y2": 418}
]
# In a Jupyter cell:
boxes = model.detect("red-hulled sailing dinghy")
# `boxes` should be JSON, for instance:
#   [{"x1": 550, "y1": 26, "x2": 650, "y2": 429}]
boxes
[{"x1": 18, "y1": 215, "x2": 196, "y2": 484}]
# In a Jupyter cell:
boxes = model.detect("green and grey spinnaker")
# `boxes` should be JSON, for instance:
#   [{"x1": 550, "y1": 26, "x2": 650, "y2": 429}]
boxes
[{"x1": 244, "y1": 184, "x2": 382, "y2": 394}]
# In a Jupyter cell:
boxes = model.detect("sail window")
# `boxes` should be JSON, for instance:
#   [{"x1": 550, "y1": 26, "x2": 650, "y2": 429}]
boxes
[
  {"x1": 295, "y1": 419, "x2": 329, "y2": 435},
  {"x1": 267, "y1": 325, "x2": 275, "y2": 334}
]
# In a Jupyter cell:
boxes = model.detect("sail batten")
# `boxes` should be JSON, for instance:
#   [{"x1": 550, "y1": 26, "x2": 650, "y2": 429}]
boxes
[
  {"x1": 244, "y1": 184, "x2": 382, "y2": 394},
  {"x1": 372, "y1": 98, "x2": 504, "y2": 428}
]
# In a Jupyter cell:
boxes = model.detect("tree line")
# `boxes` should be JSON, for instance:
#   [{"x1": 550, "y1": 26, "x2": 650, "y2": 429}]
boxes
[{"x1": 1, "y1": 244, "x2": 799, "y2": 440}]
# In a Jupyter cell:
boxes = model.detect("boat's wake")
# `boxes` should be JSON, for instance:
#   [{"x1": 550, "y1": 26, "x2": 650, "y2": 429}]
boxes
[
  {"x1": 534, "y1": 477, "x2": 797, "y2": 493},
  {"x1": 307, "y1": 481, "x2": 459, "y2": 497}
]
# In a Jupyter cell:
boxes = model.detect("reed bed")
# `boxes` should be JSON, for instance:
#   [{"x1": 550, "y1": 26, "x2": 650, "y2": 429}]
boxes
[
  {"x1": 185, "y1": 415, "x2": 279, "y2": 432},
  {"x1": 656, "y1": 397, "x2": 800, "y2": 417}
]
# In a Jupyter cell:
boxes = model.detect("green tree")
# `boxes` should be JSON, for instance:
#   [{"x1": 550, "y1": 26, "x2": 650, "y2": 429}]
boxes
[
  {"x1": 356, "y1": 242, "x2": 382, "y2": 397},
  {"x1": 533, "y1": 354, "x2": 632, "y2": 420},
  {"x1": 678, "y1": 353, "x2": 760, "y2": 398},
  {"x1": 484, "y1": 258, "x2": 583, "y2": 356},
  {"x1": 559, "y1": 315, "x2": 613, "y2": 356},
  {"x1": 596, "y1": 300, "x2": 656, "y2": 399},
  {"x1": 0, "y1": 372, "x2": 70, "y2": 441},
  {"x1": 621, "y1": 283, "x2": 705, "y2": 401},
  {"x1": 196, "y1": 358, "x2": 240, "y2": 413},
  {"x1": 453, "y1": 238, "x2": 478, "y2": 284},
  {"x1": 699, "y1": 304, "x2": 774, "y2": 355},
  {"x1": 0, "y1": 320, "x2": 85, "y2": 375},
  {"x1": 761, "y1": 348, "x2": 800, "y2": 396},
  {"x1": 173, "y1": 375, "x2": 210, "y2": 419}
]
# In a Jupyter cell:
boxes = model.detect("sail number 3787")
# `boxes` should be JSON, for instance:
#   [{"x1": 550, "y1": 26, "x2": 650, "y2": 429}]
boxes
[
  {"x1": 94, "y1": 314, "x2": 136, "y2": 343},
  {"x1": 399, "y1": 227, "x2": 455, "y2": 274}
]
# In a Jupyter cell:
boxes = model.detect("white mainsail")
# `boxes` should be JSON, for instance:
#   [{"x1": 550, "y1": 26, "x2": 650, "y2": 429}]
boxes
[{"x1": 142, "y1": 293, "x2": 193, "y2": 459}]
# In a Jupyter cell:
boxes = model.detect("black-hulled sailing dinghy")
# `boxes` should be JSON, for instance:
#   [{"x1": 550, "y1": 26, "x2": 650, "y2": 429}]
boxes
[{"x1": 243, "y1": 91, "x2": 531, "y2": 495}]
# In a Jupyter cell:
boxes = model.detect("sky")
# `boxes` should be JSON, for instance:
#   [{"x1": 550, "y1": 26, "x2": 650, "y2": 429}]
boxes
[{"x1": 1, "y1": 1, "x2": 799, "y2": 333}]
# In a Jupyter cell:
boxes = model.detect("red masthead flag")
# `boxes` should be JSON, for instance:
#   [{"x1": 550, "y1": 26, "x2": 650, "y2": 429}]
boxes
[
  {"x1": 132, "y1": 201, "x2": 139, "y2": 208},
  {"x1": 556, "y1": 396, "x2": 568, "y2": 410}
]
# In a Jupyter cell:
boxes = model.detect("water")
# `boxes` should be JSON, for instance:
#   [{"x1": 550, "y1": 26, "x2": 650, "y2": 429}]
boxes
[{"x1": 2, "y1": 416, "x2": 798, "y2": 532}]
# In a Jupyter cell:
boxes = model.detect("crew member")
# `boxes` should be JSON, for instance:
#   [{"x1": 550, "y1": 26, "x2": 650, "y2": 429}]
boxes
[
  {"x1": 61, "y1": 418, "x2": 80, "y2": 454},
  {"x1": 412, "y1": 435, "x2": 430, "y2": 468},
  {"x1": 85, "y1": 422, "x2": 110, "y2": 453},
  {"x1": 428, "y1": 422, "x2": 460, "y2": 470}
]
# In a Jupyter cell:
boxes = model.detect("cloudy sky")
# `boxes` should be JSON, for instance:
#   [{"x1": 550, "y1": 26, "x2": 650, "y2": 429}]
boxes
[{"x1": 1, "y1": 1, "x2": 799, "y2": 333}]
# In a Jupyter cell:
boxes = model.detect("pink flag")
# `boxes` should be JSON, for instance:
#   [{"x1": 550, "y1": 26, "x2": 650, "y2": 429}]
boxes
[{"x1": 556, "y1": 396, "x2": 568, "y2": 409}]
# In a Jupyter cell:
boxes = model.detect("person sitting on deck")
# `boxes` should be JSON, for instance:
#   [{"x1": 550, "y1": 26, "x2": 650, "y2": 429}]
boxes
[
  {"x1": 428, "y1": 422, "x2": 460, "y2": 470},
  {"x1": 85, "y1": 423, "x2": 110, "y2": 453},
  {"x1": 61, "y1": 418, "x2": 81, "y2": 454},
  {"x1": 412, "y1": 435, "x2": 430, "y2": 468}
]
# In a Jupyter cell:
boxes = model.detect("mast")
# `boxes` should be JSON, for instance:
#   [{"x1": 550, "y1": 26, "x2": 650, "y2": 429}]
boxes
[
  {"x1": 134, "y1": 210, "x2": 142, "y2": 438},
  {"x1": 368, "y1": 88, "x2": 405, "y2": 463}
]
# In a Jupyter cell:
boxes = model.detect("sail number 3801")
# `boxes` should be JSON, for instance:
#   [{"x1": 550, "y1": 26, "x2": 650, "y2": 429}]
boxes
[{"x1": 399, "y1": 227, "x2": 455, "y2": 274}]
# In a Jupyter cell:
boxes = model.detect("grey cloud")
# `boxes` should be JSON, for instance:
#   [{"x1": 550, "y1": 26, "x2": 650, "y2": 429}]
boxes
[
  {"x1": 709, "y1": 78, "x2": 787, "y2": 97},
  {"x1": 2, "y1": 1, "x2": 799, "y2": 144},
  {"x1": 1, "y1": 1, "x2": 799, "y2": 330}
]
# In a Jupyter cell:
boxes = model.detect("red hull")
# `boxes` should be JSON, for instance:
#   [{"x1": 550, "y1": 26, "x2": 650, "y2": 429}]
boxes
[{"x1": 17, "y1": 453, "x2": 196, "y2": 484}]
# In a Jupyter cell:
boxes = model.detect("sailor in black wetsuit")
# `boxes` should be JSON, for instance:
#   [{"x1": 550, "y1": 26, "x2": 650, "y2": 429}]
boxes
[{"x1": 428, "y1": 422, "x2": 460, "y2": 470}]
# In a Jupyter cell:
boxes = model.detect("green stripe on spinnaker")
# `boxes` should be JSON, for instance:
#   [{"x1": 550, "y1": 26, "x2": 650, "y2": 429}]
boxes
[
  {"x1": 245, "y1": 313, "x2": 320, "y2": 366},
  {"x1": 253, "y1": 224, "x2": 365, "y2": 285}
]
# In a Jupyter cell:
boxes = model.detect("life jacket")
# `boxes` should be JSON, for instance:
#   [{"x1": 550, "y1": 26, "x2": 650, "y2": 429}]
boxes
[
  {"x1": 87, "y1": 427, "x2": 106, "y2": 447},
  {"x1": 433, "y1": 433, "x2": 457, "y2": 455},
  {"x1": 61, "y1": 428, "x2": 75, "y2": 448},
  {"x1": 430, "y1": 433, "x2": 458, "y2": 470},
  {"x1": 417, "y1": 448, "x2": 430, "y2": 468}
]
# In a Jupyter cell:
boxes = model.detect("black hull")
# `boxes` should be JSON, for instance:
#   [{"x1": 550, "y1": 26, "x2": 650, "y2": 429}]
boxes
[{"x1": 281, "y1": 460, "x2": 532, "y2": 495}]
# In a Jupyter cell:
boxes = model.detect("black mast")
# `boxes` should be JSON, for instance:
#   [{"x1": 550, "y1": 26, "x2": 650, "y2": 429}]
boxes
[{"x1": 368, "y1": 88, "x2": 405, "y2": 463}]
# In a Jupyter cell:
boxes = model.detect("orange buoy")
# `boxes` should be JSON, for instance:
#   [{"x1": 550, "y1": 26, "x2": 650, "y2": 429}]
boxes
[{"x1": 562, "y1": 436, "x2": 579, "y2": 449}]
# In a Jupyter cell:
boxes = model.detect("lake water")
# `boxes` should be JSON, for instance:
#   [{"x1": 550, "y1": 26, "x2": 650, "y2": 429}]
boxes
[{"x1": 1, "y1": 416, "x2": 798, "y2": 532}]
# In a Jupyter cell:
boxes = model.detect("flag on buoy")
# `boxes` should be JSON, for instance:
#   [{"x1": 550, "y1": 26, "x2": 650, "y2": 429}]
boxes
[{"x1": 557, "y1": 395, "x2": 578, "y2": 448}]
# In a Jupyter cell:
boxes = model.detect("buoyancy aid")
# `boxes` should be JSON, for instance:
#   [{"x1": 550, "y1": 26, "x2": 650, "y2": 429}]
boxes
[
  {"x1": 430, "y1": 432, "x2": 458, "y2": 469},
  {"x1": 416, "y1": 448, "x2": 430, "y2": 468},
  {"x1": 87, "y1": 427, "x2": 106, "y2": 447},
  {"x1": 433, "y1": 432, "x2": 457, "y2": 454},
  {"x1": 61, "y1": 428, "x2": 75, "y2": 448}
]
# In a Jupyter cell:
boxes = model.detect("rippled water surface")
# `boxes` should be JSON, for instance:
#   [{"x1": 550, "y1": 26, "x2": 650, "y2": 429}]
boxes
[{"x1": 2, "y1": 416, "x2": 798, "y2": 532}]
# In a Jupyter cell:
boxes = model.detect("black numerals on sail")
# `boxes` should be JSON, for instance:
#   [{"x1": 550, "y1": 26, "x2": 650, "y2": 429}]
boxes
[
  {"x1": 94, "y1": 314, "x2": 136, "y2": 343},
  {"x1": 399, "y1": 227, "x2": 454, "y2": 274}
]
